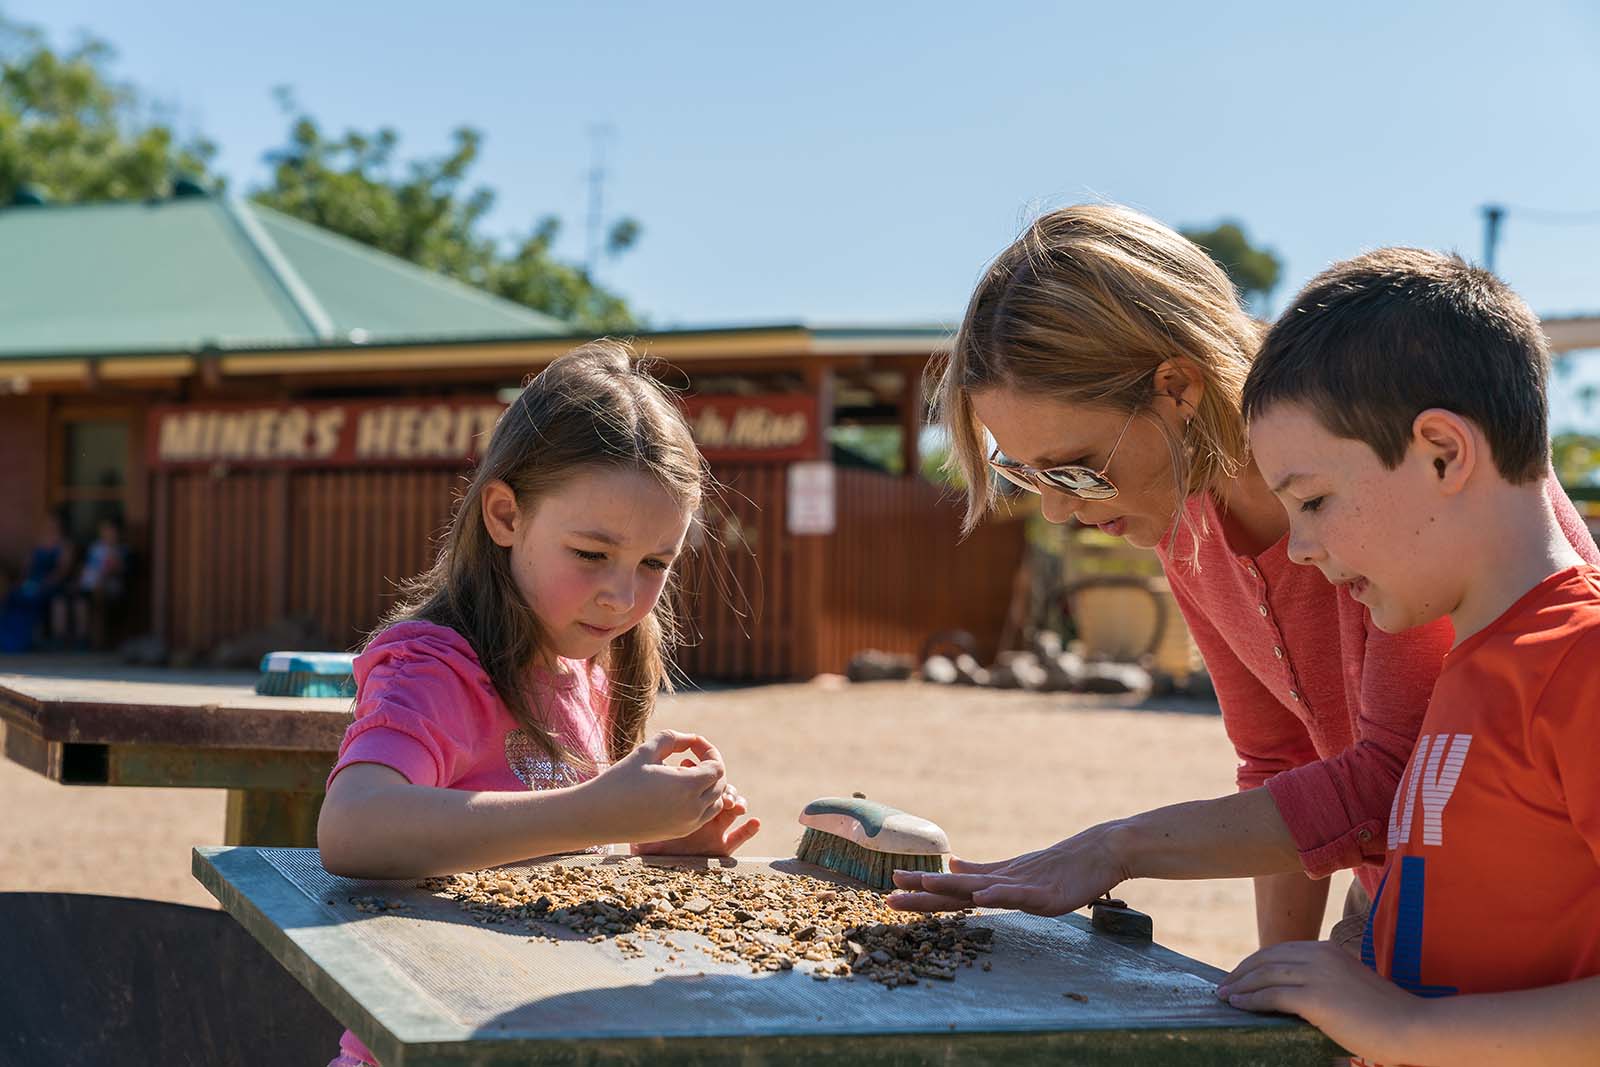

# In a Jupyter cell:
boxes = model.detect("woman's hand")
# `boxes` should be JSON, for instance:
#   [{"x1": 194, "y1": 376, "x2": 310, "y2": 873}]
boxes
[
  {"x1": 887, "y1": 824, "x2": 1128, "y2": 915},
  {"x1": 582, "y1": 730, "x2": 730, "y2": 845},
  {"x1": 634, "y1": 786, "x2": 761, "y2": 857},
  {"x1": 1216, "y1": 940, "x2": 1417, "y2": 1061}
]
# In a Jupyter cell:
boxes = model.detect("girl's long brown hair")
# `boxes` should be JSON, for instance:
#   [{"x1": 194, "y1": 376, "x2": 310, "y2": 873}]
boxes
[{"x1": 374, "y1": 339, "x2": 706, "y2": 769}]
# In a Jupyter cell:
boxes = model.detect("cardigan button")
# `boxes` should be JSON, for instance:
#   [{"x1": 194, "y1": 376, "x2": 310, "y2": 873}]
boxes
[
  {"x1": 1273, "y1": 646, "x2": 1284, "y2": 659},
  {"x1": 1258, "y1": 604, "x2": 1268, "y2": 617},
  {"x1": 1357, "y1": 829, "x2": 1373, "y2": 843}
]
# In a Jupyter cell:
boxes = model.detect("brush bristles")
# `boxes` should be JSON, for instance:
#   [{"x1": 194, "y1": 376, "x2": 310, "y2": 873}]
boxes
[{"x1": 796, "y1": 827, "x2": 945, "y2": 892}]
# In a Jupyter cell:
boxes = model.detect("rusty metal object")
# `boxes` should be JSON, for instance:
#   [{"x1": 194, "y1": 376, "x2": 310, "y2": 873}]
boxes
[{"x1": 1090, "y1": 897, "x2": 1154, "y2": 940}]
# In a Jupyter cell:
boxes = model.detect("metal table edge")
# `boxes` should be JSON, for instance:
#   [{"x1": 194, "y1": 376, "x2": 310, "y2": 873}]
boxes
[
  {"x1": 192, "y1": 847, "x2": 1345, "y2": 1065},
  {"x1": 192, "y1": 845, "x2": 470, "y2": 1062}
]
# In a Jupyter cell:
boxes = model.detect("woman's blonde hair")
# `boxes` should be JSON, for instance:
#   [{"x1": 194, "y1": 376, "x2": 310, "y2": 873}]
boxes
[
  {"x1": 932, "y1": 203, "x2": 1262, "y2": 552},
  {"x1": 376, "y1": 339, "x2": 705, "y2": 769}
]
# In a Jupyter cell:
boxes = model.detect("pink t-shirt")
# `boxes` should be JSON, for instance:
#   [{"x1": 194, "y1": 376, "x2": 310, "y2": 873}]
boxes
[
  {"x1": 1156, "y1": 472, "x2": 1598, "y2": 892},
  {"x1": 326, "y1": 619, "x2": 612, "y2": 1066}
]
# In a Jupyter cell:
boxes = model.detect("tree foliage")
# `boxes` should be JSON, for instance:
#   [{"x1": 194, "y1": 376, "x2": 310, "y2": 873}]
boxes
[
  {"x1": 1180, "y1": 220, "x2": 1282, "y2": 311},
  {"x1": 253, "y1": 92, "x2": 641, "y2": 332},
  {"x1": 1554, "y1": 433, "x2": 1600, "y2": 487},
  {"x1": 0, "y1": 16, "x2": 641, "y2": 331},
  {"x1": 0, "y1": 15, "x2": 217, "y2": 203}
]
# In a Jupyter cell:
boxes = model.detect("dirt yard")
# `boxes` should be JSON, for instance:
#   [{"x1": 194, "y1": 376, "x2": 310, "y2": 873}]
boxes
[{"x1": 0, "y1": 677, "x2": 1352, "y2": 970}]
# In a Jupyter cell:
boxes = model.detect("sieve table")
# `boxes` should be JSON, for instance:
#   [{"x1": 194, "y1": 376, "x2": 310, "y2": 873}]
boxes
[
  {"x1": 0, "y1": 674, "x2": 348, "y2": 845},
  {"x1": 193, "y1": 846, "x2": 1344, "y2": 1066}
]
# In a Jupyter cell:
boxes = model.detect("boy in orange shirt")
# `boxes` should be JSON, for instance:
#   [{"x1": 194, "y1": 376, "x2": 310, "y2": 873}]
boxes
[{"x1": 1224, "y1": 248, "x2": 1600, "y2": 1066}]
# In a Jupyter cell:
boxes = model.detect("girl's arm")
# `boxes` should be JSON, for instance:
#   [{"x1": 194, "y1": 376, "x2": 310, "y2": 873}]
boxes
[
  {"x1": 319, "y1": 763, "x2": 625, "y2": 878},
  {"x1": 318, "y1": 731, "x2": 729, "y2": 879},
  {"x1": 891, "y1": 786, "x2": 1305, "y2": 916},
  {"x1": 1219, "y1": 940, "x2": 1600, "y2": 1066}
]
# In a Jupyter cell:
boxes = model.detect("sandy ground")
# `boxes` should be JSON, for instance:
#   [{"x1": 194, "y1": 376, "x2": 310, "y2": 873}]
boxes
[{"x1": 0, "y1": 676, "x2": 1351, "y2": 970}]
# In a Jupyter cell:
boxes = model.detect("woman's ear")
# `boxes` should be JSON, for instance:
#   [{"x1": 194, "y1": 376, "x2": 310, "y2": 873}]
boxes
[
  {"x1": 480, "y1": 480, "x2": 521, "y2": 547},
  {"x1": 1153, "y1": 359, "x2": 1205, "y2": 418},
  {"x1": 1412, "y1": 409, "x2": 1476, "y2": 494}
]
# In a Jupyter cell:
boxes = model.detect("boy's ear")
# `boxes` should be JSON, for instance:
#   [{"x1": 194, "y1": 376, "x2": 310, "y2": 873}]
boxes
[
  {"x1": 1412, "y1": 409, "x2": 1475, "y2": 494},
  {"x1": 1153, "y1": 359, "x2": 1205, "y2": 418},
  {"x1": 481, "y1": 480, "x2": 522, "y2": 547}
]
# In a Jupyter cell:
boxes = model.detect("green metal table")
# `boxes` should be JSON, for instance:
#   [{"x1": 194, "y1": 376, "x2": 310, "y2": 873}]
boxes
[
  {"x1": 0, "y1": 674, "x2": 349, "y2": 845},
  {"x1": 194, "y1": 846, "x2": 1345, "y2": 1066}
]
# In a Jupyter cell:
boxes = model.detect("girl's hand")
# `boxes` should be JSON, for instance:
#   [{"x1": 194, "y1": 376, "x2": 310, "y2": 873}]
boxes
[
  {"x1": 634, "y1": 786, "x2": 761, "y2": 857},
  {"x1": 584, "y1": 730, "x2": 729, "y2": 844},
  {"x1": 1216, "y1": 939, "x2": 1417, "y2": 1060},
  {"x1": 886, "y1": 825, "x2": 1125, "y2": 915}
]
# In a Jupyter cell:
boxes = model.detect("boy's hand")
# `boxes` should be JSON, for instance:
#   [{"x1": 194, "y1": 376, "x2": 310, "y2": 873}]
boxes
[
  {"x1": 1217, "y1": 939, "x2": 1419, "y2": 1060},
  {"x1": 634, "y1": 786, "x2": 761, "y2": 857},
  {"x1": 585, "y1": 730, "x2": 728, "y2": 844}
]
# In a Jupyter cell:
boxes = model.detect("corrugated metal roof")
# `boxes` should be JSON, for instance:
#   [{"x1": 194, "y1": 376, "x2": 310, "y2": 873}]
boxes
[{"x1": 0, "y1": 195, "x2": 567, "y2": 358}]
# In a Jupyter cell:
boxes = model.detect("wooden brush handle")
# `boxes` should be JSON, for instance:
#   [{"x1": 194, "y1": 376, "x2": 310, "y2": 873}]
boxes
[{"x1": 799, "y1": 797, "x2": 950, "y2": 856}]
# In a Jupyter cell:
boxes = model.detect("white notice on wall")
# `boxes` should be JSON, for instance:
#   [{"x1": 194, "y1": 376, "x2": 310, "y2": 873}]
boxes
[{"x1": 786, "y1": 461, "x2": 836, "y2": 535}]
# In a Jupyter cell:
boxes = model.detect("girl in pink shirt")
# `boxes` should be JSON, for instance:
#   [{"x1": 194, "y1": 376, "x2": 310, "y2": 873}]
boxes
[
  {"x1": 319, "y1": 341, "x2": 759, "y2": 1067},
  {"x1": 889, "y1": 204, "x2": 1598, "y2": 943}
]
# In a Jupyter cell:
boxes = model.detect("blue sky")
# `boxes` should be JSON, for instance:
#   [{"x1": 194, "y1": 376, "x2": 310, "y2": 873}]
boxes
[{"x1": 13, "y1": 0, "x2": 1600, "y2": 428}]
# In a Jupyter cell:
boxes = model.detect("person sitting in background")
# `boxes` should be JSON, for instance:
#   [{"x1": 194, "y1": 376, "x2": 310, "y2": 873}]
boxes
[
  {"x1": 0, "y1": 514, "x2": 76, "y2": 652},
  {"x1": 52, "y1": 517, "x2": 126, "y2": 649}
]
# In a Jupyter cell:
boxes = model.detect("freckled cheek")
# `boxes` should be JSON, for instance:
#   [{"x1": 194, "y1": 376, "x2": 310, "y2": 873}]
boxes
[{"x1": 526, "y1": 564, "x2": 599, "y2": 624}]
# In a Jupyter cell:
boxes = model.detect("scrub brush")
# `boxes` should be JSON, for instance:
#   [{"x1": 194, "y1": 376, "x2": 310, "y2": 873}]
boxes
[
  {"x1": 255, "y1": 651, "x2": 357, "y2": 698},
  {"x1": 796, "y1": 794, "x2": 949, "y2": 892}
]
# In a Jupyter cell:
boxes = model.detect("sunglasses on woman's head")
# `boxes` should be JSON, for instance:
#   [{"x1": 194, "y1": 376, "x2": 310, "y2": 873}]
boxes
[{"x1": 986, "y1": 407, "x2": 1138, "y2": 501}]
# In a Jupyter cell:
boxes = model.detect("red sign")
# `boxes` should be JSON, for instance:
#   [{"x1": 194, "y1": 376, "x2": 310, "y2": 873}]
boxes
[
  {"x1": 147, "y1": 395, "x2": 818, "y2": 469},
  {"x1": 682, "y1": 394, "x2": 819, "y2": 463},
  {"x1": 147, "y1": 400, "x2": 504, "y2": 469}
]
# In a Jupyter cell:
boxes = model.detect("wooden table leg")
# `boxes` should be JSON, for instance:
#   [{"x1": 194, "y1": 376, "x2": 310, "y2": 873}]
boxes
[{"x1": 225, "y1": 789, "x2": 324, "y2": 847}]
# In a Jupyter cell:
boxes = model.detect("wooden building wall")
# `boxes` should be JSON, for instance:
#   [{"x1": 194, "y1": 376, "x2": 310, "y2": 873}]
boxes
[
  {"x1": 815, "y1": 468, "x2": 1025, "y2": 674},
  {"x1": 164, "y1": 468, "x2": 459, "y2": 653},
  {"x1": 160, "y1": 463, "x2": 1026, "y2": 680},
  {"x1": 0, "y1": 396, "x2": 50, "y2": 566}
]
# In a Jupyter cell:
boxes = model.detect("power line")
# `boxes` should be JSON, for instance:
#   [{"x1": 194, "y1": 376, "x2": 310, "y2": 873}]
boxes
[
  {"x1": 1499, "y1": 204, "x2": 1600, "y2": 225},
  {"x1": 1480, "y1": 202, "x2": 1600, "y2": 274}
]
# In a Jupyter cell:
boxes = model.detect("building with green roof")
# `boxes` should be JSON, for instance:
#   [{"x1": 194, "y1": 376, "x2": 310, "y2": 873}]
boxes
[
  {"x1": 0, "y1": 191, "x2": 1025, "y2": 681},
  {"x1": 0, "y1": 191, "x2": 567, "y2": 360}
]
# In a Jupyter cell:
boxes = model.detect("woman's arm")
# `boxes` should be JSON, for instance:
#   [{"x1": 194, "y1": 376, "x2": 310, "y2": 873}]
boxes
[
  {"x1": 1166, "y1": 580, "x2": 1331, "y2": 944},
  {"x1": 891, "y1": 578, "x2": 1341, "y2": 916},
  {"x1": 1261, "y1": 608, "x2": 1450, "y2": 878},
  {"x1": 891, "y1": 786, "x2": 1304, "y2": 915},
  {"x1": 1254, "y1": 871, "x2": 1332, "y2": 945}
]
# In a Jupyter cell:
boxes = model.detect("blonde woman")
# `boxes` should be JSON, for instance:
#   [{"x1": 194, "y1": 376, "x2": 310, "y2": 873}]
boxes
[{"x1": 889, "y1": 204, "x2": 1598, "y2": 947}]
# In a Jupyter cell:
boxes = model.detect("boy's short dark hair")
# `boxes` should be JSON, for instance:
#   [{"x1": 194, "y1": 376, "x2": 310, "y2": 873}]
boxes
[{"x1": 1243, "y1": 248, "x2": 1550, "y2": 484}]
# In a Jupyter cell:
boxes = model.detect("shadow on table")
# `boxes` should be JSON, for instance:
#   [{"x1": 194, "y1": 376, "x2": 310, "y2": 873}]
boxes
[
  {"x1": 0, "y1": 892, "x2": 342, "y2": 1067},
  {"x1": 461, "y1": 968, "x2": 1338, "y2": 1067}
]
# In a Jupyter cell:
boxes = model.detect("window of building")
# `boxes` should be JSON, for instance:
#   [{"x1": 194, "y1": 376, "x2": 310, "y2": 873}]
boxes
[{"x1": 58, "y1": 418, "x2": 129, "y2": 543}]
